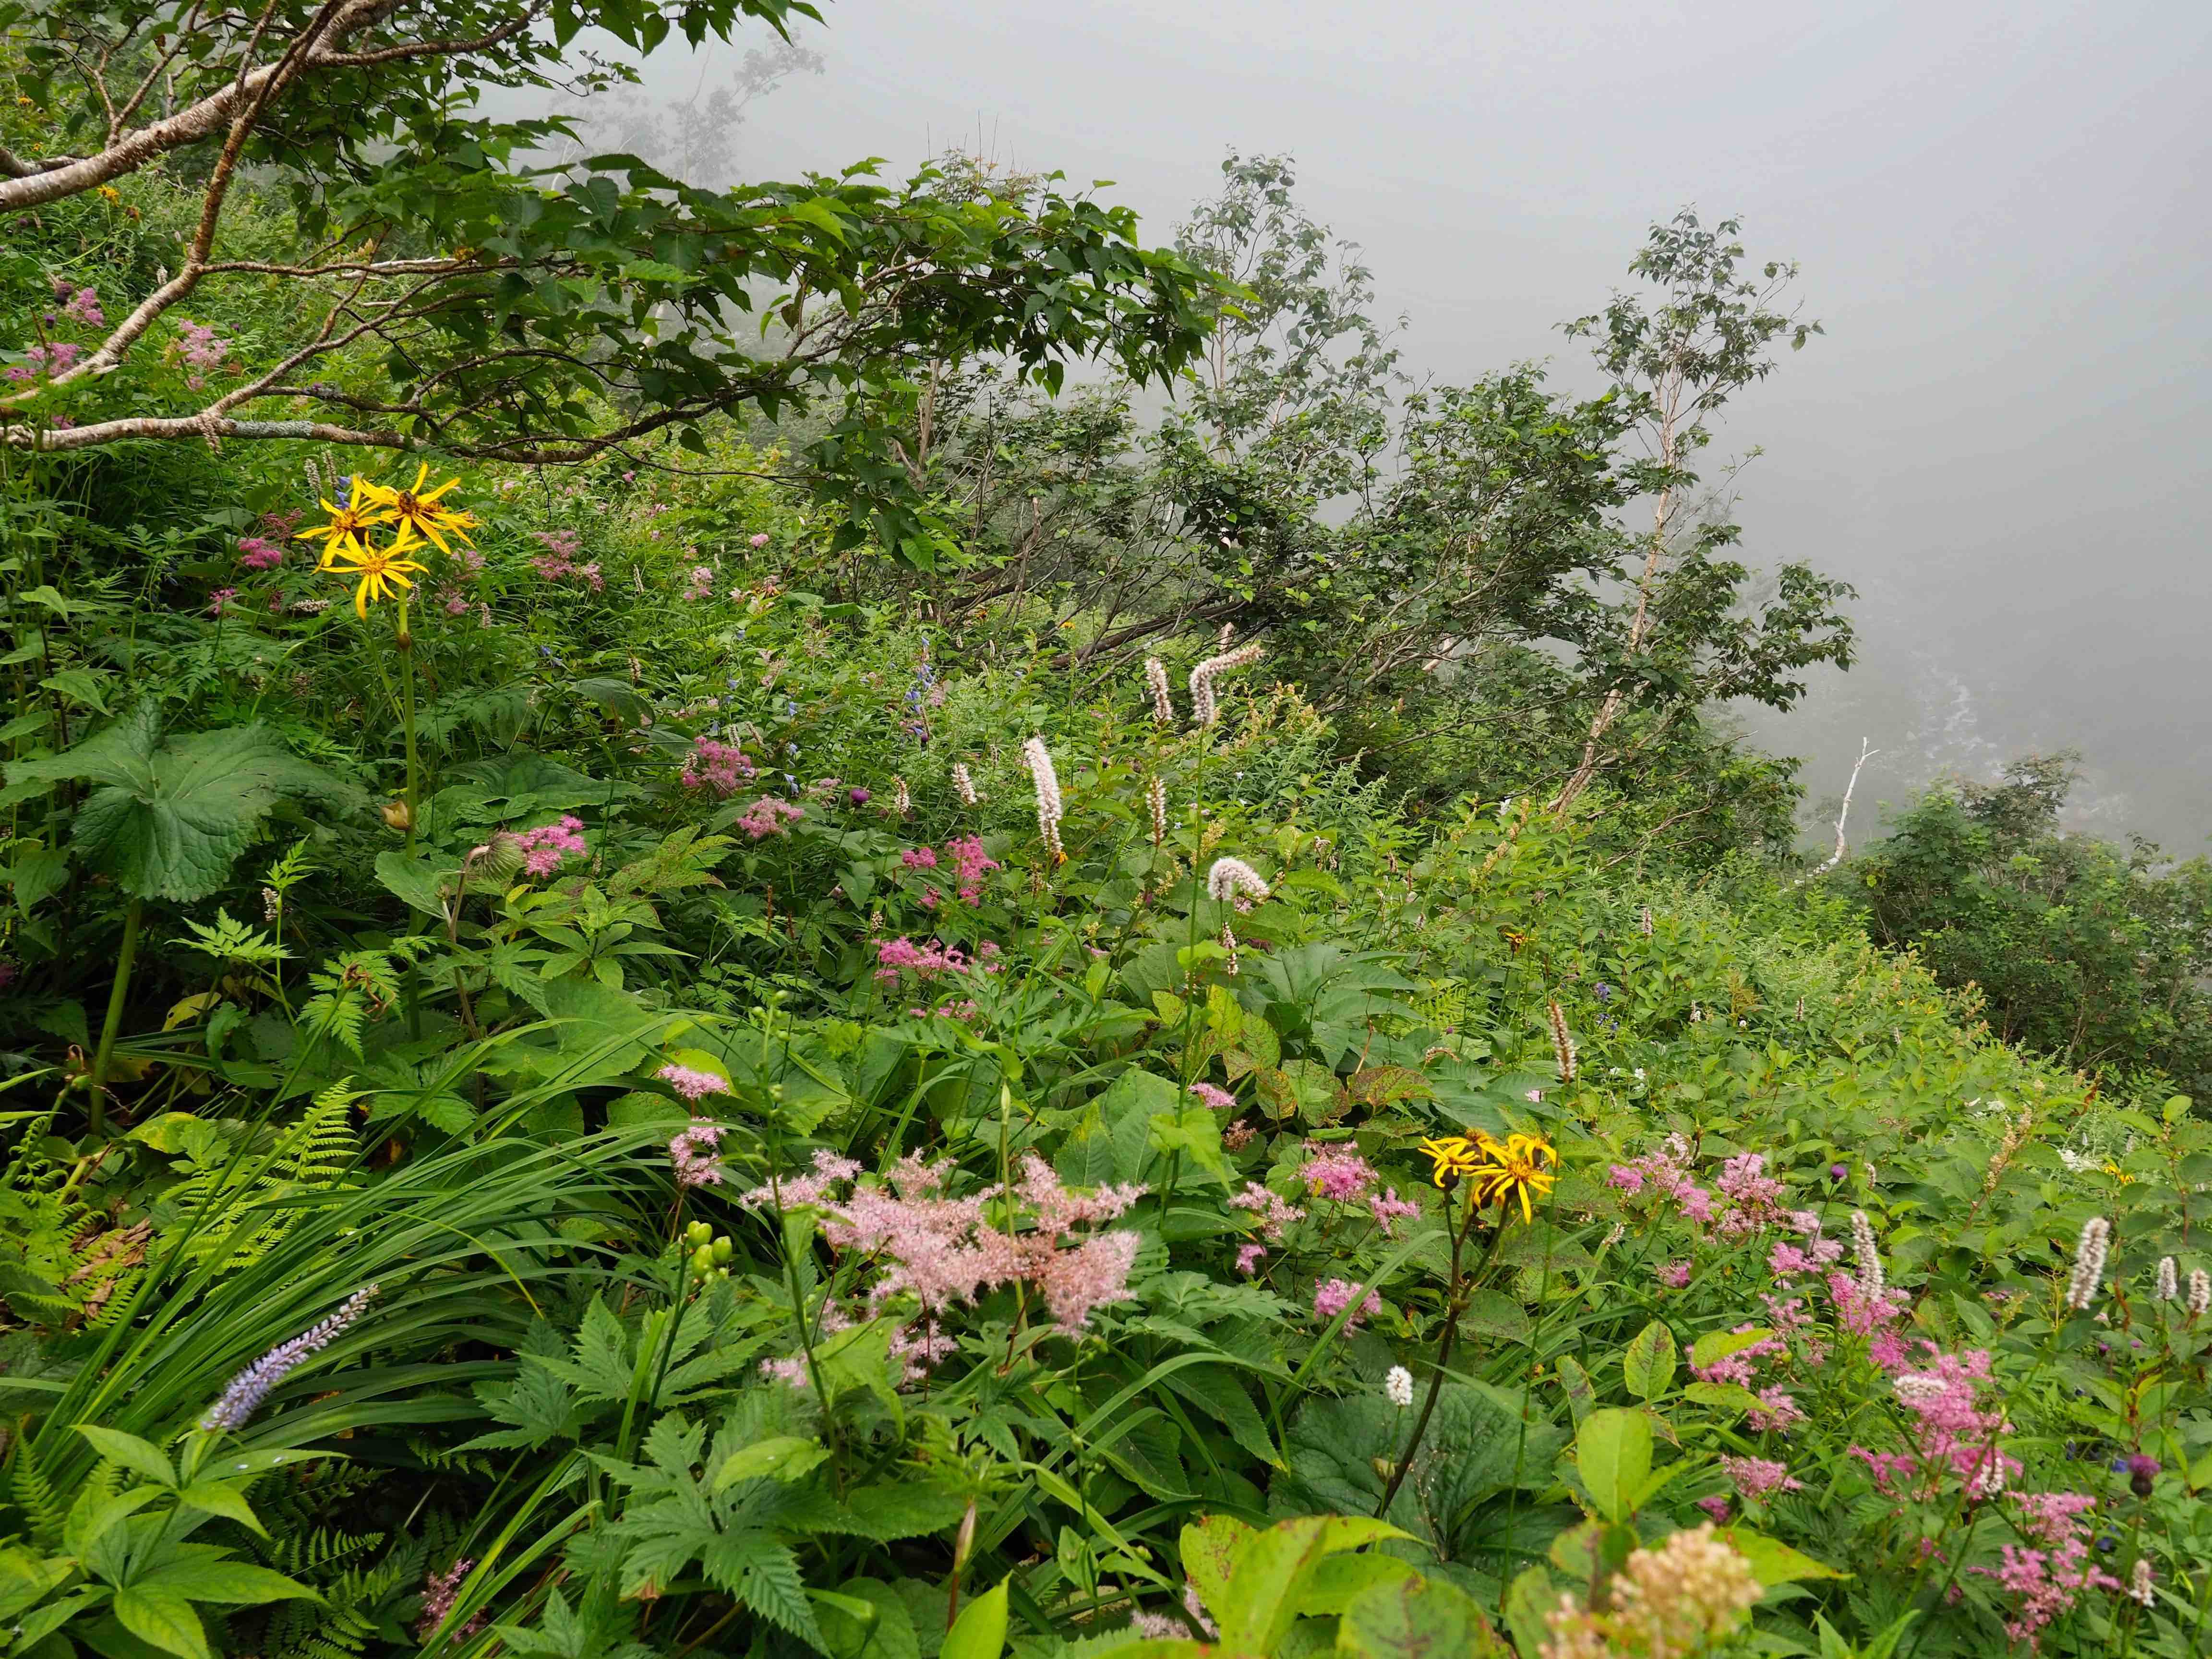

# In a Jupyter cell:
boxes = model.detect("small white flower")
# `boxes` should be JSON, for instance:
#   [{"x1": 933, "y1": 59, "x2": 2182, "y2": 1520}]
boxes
[{"x1": 1385, "y1": 1366, "x2": 1415, "y2": 1408}]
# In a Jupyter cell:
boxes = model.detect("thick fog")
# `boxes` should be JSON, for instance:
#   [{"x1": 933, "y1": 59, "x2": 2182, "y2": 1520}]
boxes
[{"x1": 587, "y1": 0, "x2": 2212, "y2": 850}]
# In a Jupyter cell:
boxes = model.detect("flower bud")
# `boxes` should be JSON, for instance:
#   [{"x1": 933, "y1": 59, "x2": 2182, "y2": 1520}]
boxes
[{"x1": 381, "y1": 797, "x2": 414, "y2": 831}]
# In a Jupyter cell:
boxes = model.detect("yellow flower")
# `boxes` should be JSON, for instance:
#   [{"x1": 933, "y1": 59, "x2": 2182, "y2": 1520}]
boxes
[
  {"x1": 1464, "y1": 1132, "x2": 1559, "y2": 1225},
  {"x1": 96, "y1": 185, "x2": 120, "y2": 203},
  {"x1": 1420, "y1": 1134, "x2": 1483, "y2": 1188},
  {"x1": 352, "y1": 463, "x2": 476, "y2": 554},
  {"x1": 297, "y1": 492, "x2": 396, "y2": 560},
  {"x1": 321, "y1": 526, "x2": 428, "y2": 617}
]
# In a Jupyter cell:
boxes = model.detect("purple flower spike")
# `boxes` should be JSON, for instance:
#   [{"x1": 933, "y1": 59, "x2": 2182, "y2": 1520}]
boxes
[{"x1": 201, "y1": 1285, "x2": 380, "y2": 1431}]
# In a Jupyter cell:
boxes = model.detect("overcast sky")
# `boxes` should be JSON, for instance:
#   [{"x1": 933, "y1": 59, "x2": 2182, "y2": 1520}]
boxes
[{"x1": 631, "y1": 0, "x2": 2212, "y2": 847}]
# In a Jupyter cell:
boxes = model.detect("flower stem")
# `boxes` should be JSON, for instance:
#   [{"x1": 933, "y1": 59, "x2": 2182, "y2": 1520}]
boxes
[
  {"x1": 395, "y1": 597, "x2": 419, "y2": 854},
  {"x1": 86, "y1": 894, "x2": 142, "y2": 1134},
  {"x1": 1378, "y1": 1185, "x2": 1487, "y2": 1515}
]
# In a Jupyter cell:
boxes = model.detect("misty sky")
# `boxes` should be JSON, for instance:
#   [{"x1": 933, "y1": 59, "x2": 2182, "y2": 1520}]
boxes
[{"x1": 621, "y1": 0, "x2": 2212, "y2": 848}]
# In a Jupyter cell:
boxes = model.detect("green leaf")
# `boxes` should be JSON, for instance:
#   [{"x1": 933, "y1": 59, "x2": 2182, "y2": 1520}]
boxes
[
  {"x1": 1688, "y1": 1329, "x2": 1771, "y2": 1370},
  {"x1": 63, "y1": 1485, "x2": 163, "y2": 1558},
  {"x1": 1622, "y1": 1321, "x2": 1677, "y2": 1401},
  {"x1": 1719, "y1": 1529, "x2": 1849, "y2": 1587},
  {"x1": 75, "y1": 1426, "x2": 175, "y2": 1487},
  {"x1": 942, "y1": 1576, "x2": 1009, "y2": 1659},
  {"x1": 715, "y1": 1436, "x2": 829, "y2": 1490},
  {"x1": 1337, "y1": 1573, "x2": 1499, "y2": 1659},
  {"x1": 111, "y1": 1585, "x2": 210, "y2": 1659},
  {"x1": 172, "y1": 1481, "x2": 266, "y2": 1536},
  {"x1": 1501, "y1": 1566, "x2": 1556, "y2": 1659},
  {"x1": 9, "y1": 712, "x2": 361, "y2": 901},
  {"x1": 133, "y1": 1559, "x2": 320, "y2": 1605},
  {"x1": 1574, "y1": 1408, "x2": 1652, "y2": 1524}
]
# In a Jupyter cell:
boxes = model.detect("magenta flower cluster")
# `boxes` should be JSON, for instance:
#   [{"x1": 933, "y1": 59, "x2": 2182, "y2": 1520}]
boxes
[
  {"x1": 735, "y1": 795, "x2": 804, "y2": 839},
  {"x1": 680, "y1": 736, "x2": 755, "y2": 796},
  {"x1": 668, "y1": 1120, "x2": 725, "y2": 1188},
  {"x1": 1311, "y1": 1277, "x2": 1382, "y2": 1329},
  {"x1": 515, "y1": 815, "x2": 587, "y2": 876}
]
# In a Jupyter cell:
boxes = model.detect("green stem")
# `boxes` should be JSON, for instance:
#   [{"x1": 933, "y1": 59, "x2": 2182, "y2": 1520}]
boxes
[
  {"x1": 396, "y1": 598, "x2": 419, "y2": 854},
  {"x1": 87, "y1": 894, "x2": 143, "y2": 1135}
]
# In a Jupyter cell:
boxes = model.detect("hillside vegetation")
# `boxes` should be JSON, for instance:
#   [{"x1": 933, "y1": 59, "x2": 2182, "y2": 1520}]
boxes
[{"x1": 1, "y1": 4, "x2": 2207, "y2": 1657}]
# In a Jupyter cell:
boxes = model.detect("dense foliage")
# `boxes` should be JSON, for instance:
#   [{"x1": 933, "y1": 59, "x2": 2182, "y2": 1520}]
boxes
[
  {"x1": 1844, "y1": 753, "x2": 2212, "y2": 1100},
  {"x1": 3, "y1": 6, "x2": 2209, "y2": 1659}
]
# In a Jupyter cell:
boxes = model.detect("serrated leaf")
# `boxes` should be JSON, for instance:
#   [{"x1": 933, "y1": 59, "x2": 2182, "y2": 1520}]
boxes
[
  {"x1": 715, "y1": 1436, "x2": 827, "y2": 1490},
  {"x1": 1622, "y1": 1320, "x2": 1677, "y2": 1402},
  {"x1": 112, "y1": 1585, "x2": 210, "y2": 1659},
  {"x1": 9, "y1": 712, "x2": 361, "y2": 901},
  {"x1": 75, "y1": 1425, "x2": 174, "y2": 1487}
]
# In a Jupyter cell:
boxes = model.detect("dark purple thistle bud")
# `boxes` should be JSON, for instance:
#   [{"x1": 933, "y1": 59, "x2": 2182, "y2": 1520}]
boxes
[
  {"x1": 847, "y1": 787, "x2": 871, "y2": 807},
  {"x1": 1830, "y1": 1164, "x2": 1849, "y2": 1181},
  {"x1": 200, "y1": 1285, "x2": 379, "y2": 1431},
  {"x1": 2128, "y1": 1455, "x2": 2161, "y2": 1498}
]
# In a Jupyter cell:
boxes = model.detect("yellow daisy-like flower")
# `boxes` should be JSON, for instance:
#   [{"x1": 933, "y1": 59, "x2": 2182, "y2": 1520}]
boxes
[
  {"x1": 353, "y1": 463, "x2": 477, "y2": 554},
  {"x1": 297, "y1": 490, "x2": 396, "y2": 560},
  {"x1": 321, "y1": 526, "x2": 429, "y2": 617},
  {"x1": 1464, "y1": 1132, "x2": 1559, "y2": 1225},
  {"x1": 1420, "y1": 1134, "x2": 1483, "y2": 1188}
]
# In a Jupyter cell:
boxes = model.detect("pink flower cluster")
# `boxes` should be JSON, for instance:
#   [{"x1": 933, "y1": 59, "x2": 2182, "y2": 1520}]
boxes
[
  {"x1": 1766, "y1": 1214, "x2": 1846, "y2": 1280},
  {"x1": 173, "y1": 321, "x2": 232, "y2": 388},
  {"x1": 658, "y1": 1063, "x2": 728, "y2": 1103},
  {"x1": 735, "y1": 795, "x2": 804, "y2": 839},
  {"x1": 1302, "y1": 1147, "x2": 1378, "y2": 1202},
  {"x1": 1720, "y1": 1456, "x2": 1802, "y2": 1501},
  {"x1": 737, "y1": 1147, "x2": 860, "y2": 1210},
  {"x1": 54, "y1": 280, "x2": 105, "y2": 328},
  {"x1": 1850, "y1": 1345, "x2": 2016, "y2": 1499},
  {"x1": 681, "y1": 737, "x2": 755, "y2": 796},
  {"x1": 1312, "y1": 1278, "x2": 1382, "y2": 1329},
  {"x1": 1607, "y1": 1133, "x2": 1714, "y2": 1224},
  {"x1": 1188, "y1": 1082, "x2": 1236, "y2": 1112},
  {"x1": 1229, "y1": 1180, "x2": 1306, "y2": 1241},
  {"x1": 907, "y1": 836, "x2": 997, "y2": 904},
  {"x1": 1829, "y1": 1268, "x2": 1913, "y2": 1368},
  {"x1": 877, "y1": 937, "x2": 975, "y2": 982},
  {"x1": 1714, "y1": 1153, "x2": 1788, "y2": 1238},
  {"x1": 668, "y1": 1121, "x2": 724, "y2": 1188},
  {"x1": 681, "y1": 565, "x2": 715, "y2": 600},
  {"x1": 6, "y1": 339, "x2": 84, "y2": 382},
  {"x1": 777, "y1": 1152, "x2": 1146, "y2": 1334},
  {"x1": 529, "y1": 530, "x2": 602, "y2": 590},
  {"x1": 1369, "y1": 1189, "x2": 1421, "y2": 1237},
  {"x1": 238, "y1": 536, "x2": 285, "y2": 571},
  {"x1": 515, "y1": 815, "x2": 587, "y2": 876},
  {"x1": 1974, "y1": 1491, "x2": 2121, "y2": 1644}
]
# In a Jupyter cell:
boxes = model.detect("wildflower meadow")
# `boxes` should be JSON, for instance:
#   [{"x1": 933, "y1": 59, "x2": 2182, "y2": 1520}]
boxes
[{"x1": 2, "y1": 6, "x2": 2210, "y2": 1658}]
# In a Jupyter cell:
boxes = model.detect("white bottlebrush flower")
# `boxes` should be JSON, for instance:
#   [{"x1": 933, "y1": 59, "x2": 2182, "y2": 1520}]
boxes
[
  {"x1": 1188, "y1": 642, "x2": 1263, "y2": 728},
  {"x1": 2065, "y1": 1216, "x2": 2110, "y2": 1312},
  {"x1": 951, "y1": 761, "x2": 978, "y2": 805},
  {"x1": 1021, "y1": 736, "x2": 1063, "y2": 861},
  {"x1": 1385, "y1": 1366, "x2": 1415, "y2": 1408},
  {"x1": 1219, "y1": 922, "x2": 1238, "y2": 976},
  {"x1": 2191, "y1": 1269, "x2": 2211, "y2": 1318},
  {"x1": 2129, "y1": 1558, "x2": 2155, "y2": 1608},
  {"x1": 1205, "y1": 856, "x2": 1270, "y2": 910},
  {"x1": 2157, "y1": 1255, "x2": 2179, "y2": 1302},
  {"x1": 891, "y1": 775, "x2": 912, "y2": 815},
  {"x1": 1147, "y1": 776, "x2": 1168, "y2": 845},
  {"x1": 1548, "y1": 999, "x2": 1577, "y2": 1083},
  {"x1": 1143, "y1": 658, "x2": 1174, "y2": 724},
  {"x1": 1850, "y1": 1211, "x2": 1884, "y2": 1300}
]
